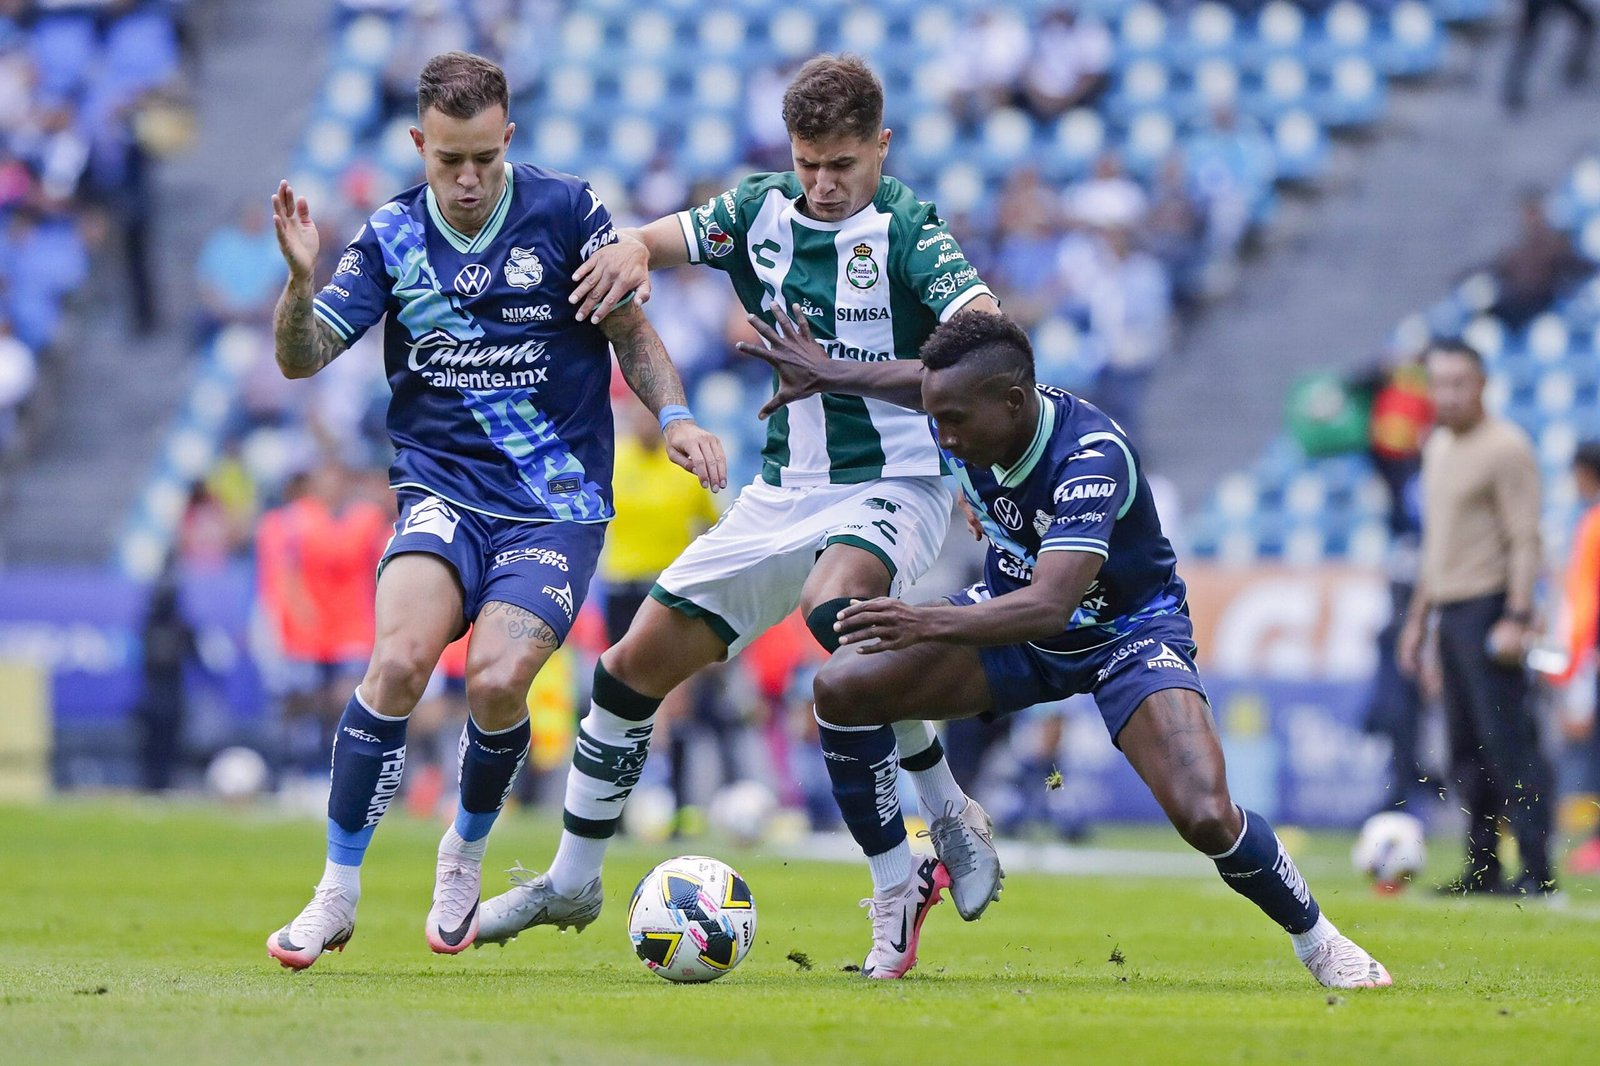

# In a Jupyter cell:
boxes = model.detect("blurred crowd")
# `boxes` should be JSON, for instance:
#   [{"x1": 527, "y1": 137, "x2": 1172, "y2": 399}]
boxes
[{"x1": 0, "y1": 0, "x2": 189, "y2": 457}]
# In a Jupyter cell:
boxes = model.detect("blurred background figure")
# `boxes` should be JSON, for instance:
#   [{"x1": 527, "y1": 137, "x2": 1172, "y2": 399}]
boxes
[
  {"x1": 1486, "y1": 188, "x2": 1594, "y2": 327},
  {"x1": 132, "y1": 565, "x2": 198, "y2": 792},
  {"x1": 1503, "y1": 0, "x2": 1596, "y2": 112},
  {"x1": 1401, "y1": 341, "x2": 1552, "y2": 895},
  {"x1": 194, "y1": 196, "x2": 285, "y2": 343},
  {"x1": 1559, "y1": 441, "x2": 1600, "y2": 876}
]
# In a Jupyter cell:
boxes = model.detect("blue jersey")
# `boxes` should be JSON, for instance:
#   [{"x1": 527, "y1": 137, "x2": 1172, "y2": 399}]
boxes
[
  {"x1": 312, "y1": 163, "x2": 620, "y2": 523},
  {"x1": 945, "y1": 385, "x2": 1187, "y2": 654}
]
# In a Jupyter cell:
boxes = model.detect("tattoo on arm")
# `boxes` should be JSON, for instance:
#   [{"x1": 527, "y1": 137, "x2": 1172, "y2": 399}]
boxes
[
  {"x1": 480, "y1": 601, "x2": 559, "y2": 649},
  {"x1": 274, "y1": 282, "x2": 344, "y2": 379},
  {"x1": 600, "y1": 303, "x2": 687, "y2": 416}
]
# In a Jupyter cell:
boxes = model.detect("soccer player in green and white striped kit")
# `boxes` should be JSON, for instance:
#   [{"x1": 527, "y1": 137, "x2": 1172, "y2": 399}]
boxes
[{"x1": 476, "y1": 54, "x2": 1002, "y2": 977}]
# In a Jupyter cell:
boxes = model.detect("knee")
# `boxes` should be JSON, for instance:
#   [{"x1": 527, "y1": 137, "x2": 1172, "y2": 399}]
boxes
[
  {"x1": 466, "y1": 654, "x2": 540, "y2": 722},
  {"x1": 812, "y1": 659, "x2": 882, "y2": 729},
  {"x1": 364, "y1": 638, "x2": 443, "y2": 708},
  {"x1": 1170, "y1": 795, "x2": 1240, "y2": 855}
]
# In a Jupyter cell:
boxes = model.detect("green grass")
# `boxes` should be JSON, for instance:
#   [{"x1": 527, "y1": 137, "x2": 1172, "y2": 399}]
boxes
[{"x1": 2, "y1": 801, "x2": 1597, "y2": 1065}]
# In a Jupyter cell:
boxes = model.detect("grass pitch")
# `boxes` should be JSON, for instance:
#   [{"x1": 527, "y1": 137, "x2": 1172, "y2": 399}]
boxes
[{"x1": 2, "y1": 801, "x2": 1596, "y2": 1065}]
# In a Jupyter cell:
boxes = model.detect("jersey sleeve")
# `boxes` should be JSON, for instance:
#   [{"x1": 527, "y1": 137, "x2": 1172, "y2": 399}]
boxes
[
  {"x1": 675, "y1": 180, "x2": 750, "y2": 271},
  {"x1": 1038, "y1": 434, "x2": 1139, "y2": 559},
  {"x1": 896, "y1": 201, "x2": 995, "y2": 322},
  {"x1": 573, "y1": 181, "x2": 621, "y2": 266},
  {"x1": 312, "y1": 220, "x2": 391, "y2": 347}
]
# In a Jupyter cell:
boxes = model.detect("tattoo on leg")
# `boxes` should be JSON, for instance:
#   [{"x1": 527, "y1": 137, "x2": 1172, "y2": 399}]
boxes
[{"x1": 480, "y1": 602, "x2": 559, "y2": 649}]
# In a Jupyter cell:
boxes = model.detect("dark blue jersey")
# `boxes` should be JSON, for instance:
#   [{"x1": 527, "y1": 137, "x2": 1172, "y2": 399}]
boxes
[
  {"x1": 312, "y1": 163, "x2": 621, "y2": 523},
  {"x1": 944, "y1": 385, "x2": 1188, "y2": 654}
]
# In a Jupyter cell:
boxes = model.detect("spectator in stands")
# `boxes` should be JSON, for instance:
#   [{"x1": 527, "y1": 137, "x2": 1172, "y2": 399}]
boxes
[
  {"x1": 1486, "y1": 188, "x2": 1593, "y2": 328},
  {"x1": 991, "y1": 167, "x2": 1068, "y2": 328},
  {"x1": 1399, "y1": 339, "x2": 1554, "y2": 896},
  {"x1": 1063, "y1": 150, "x2": 1148, "y2": 233},
  {"x1": 1559, "y1": 441, "x2": 1600, "y2": 876},
  {"x1": 1076, "y1": 223, "x2": 1175, "y2": 441},
  {"x1": 942, "y1": 8, "x2": 1031, "y2": 129},
  {"x1": 0, "y1": 316, "x2": 36, "y2": 453},
  {"x1": 1503, "y1": 0, "x2": 1595, "y2": 112},
  {"x1": 0, "y1": 206, "x2": 88, "y2": 351},
  {"x1": 1144, "y1": 152, "x2": 1207, "y2": 308},
  {"x1": 196, "y1": 197, "x2": 287, "y2": 340},
  {"x1": 1018, "y1": 5, "x2": 1112, "y2": 121},
  {"x1": 1186, "y1": 105, "x2": 1275, "y2": 289}
]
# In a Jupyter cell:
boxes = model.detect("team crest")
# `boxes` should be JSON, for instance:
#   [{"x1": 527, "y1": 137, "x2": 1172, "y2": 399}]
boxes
[
  {"x1": 846, "y1": 243, "x2": 879, "y2": 289},
  {"x1": 504, "y1": 247, "x2": 543, "y2": 289},
  {"x1": 1033, "y1": 509, "x2": 1054, "y2": 536},
  {"x1": 701, "y1": 223, "x2": 735, "y2": 259},
  {"x1": 335, "y1": 248, "x2": 363, "y2": 277}
]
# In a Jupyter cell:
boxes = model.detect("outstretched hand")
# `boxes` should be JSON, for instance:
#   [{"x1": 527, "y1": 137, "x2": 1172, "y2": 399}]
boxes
[
  {"x1": 664, "y1": 419, "x2": 729, "y2": 492},
  {"x1": 835, "y1": 597, "x2": 942, "y2": 654},
  {"x1": 271, "y1": 179, "x2": 318, "y2": 285},
  {"x1": 733, "y1": 304, "x2": 833, "y2": 419},
  {"x1": 571, "y1": 233, "x2": 650, "y2": 323}
]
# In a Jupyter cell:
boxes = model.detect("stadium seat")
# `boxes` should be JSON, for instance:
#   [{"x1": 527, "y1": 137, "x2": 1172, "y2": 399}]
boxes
[
  {"x1": 684, "y1": 115, "x2": 739, "y2": 173},
  {"x1": 1247, "y1": 55, "x2": 1310, "y2": 120},
  {"x1": 1284, "y1": 526, "x2": 1326, "y2": 566},
  {"x1": 838, "y1": 7, "x2": 888, "y2": 52},
  {"x1": 979, "y1": 108, "x2": 1036, "y2": 174},
  {"x1": 1247, "y1": 1, "x2": 1307, "y2": 66},
  {"x1": 1108, "y1": 60, "x2": 1171, "y2": 124},
  {"x1": 770, "y1": 8, "x2": 821, "y2": 58},
  {"x1": 338, "y1": 15, "x2": 394, "y2": 69},
  {"x1": 1270, "y1": 110, "x2": 1328, "y2": 182},
  {"x1": 1314, "y1": 57, "x2": 1385, "y2": 128},
  {"x1": 1537, "y1": 370, "x2": 1576, "y2": 416},
  {"x1": 1171, "y1": 3, "x2": 1238, "y2": 69},
  {"x1": 1188, "y1": 58, "x2": 1242, "y2": 119},
  {"x1": 625, "y1": 10, "x2": 675, "y2": 58},
  {"x1": 324, "y1": 68, "x2": 379, "y2": 126},
  {"x1": 1528, "y1": 313, "x2": 1571, "y2": 363},
  {"x1": 902, "y1": 110, "x2": 957, "y2": 172},
  {"x1": 1043, "y1": 109, "x2": 1107, "y2": 182},
  {"x1": 1124, "y1": 111, "x2": 1177, "y2": 178},
  {"x1": 532, "y1": 116, "x2": 584, "y2": 172},
  {"x1": 305, "y1": 119, "x2": 354, "y2": 173},
  {"x1": 936, "y1": 161, "x2": 987, "y2": 217},
  {"x1": 544, "y1": 66, "x2": 597, "y2": 115},
  {"x1": 692, "y1": 64, "x2": 743, "y2": 113},
  {"x1": 102, "y1": 6, "x2": 182, "y2": 95},
  {"x1": 619, "y1": 66, "x2": 670, "y2": 118},
  {"x1": 698, "y1": 8, "x2": 749, "y2": 56},
  {"x1": 1310, "y1": 1, "x2": 1373, "y2": 71},
  {"x1": 1375, "y1": 2, "x2": 1444, "y2": 79},
  {"x1": 558, "y1": 12, "x2": 607, "y2": 62},
  {"x1": 1117, "y1": 2, "x2": 1169, "y2": 61}
]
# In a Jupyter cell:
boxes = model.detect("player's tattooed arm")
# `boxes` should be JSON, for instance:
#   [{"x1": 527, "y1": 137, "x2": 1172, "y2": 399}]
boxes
[
  {"x1": 270, "y1": 179, "x2": 343, "y2": 379},
  {"x1": 736, "y1": 305, "x2": 926, "y2": 415},
  {"x1": 603, "y1": 303, "x2": 728, "y2": 491},
  {"x1": 273, "y1": 284, "x2": 344, "y2": 379},
  {"x1": 836, "y1": 550, "x2": 1101, "y2": 653}
]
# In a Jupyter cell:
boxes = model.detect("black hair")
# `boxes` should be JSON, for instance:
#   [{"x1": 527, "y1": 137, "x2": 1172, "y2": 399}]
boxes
[
  {"x1": 920, "y1": 310, "x2": 1035, "y2": 389},
  {"x1": 1575, "y1": 441, "x2": 1600, "y2": 478},
  {"x1": 782, "y1": 54, "x2": 884, "y2": 143},
  {"x1": 1423, "y1": 337, "x2": 1485, "y2": 374}
]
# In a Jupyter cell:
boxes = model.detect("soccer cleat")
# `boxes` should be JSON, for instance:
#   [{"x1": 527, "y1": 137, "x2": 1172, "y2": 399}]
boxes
[
  {"x1": 425, "y1": 853, "x2": 481, "y2": 954},
  {"x1": 860, "y1": 857, "x2": 950, "y2": 980},
  {"x1": 266, "y1": 884, "x2": 357, "y2": 971},
  {"x1": 923, "y1": 799, "x2": 1004, "y2": 921},
  {"x1": 1302, "y1": 935, "x2": 1393, "y2": 989},
  {"x1": 473, "y1": 865, "x2": 604, "y2": 946}
]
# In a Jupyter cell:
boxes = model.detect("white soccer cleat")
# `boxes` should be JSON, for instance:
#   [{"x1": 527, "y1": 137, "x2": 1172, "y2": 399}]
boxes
[
  {"x1": 473, "y1": 866, "x2": 604, "y2": 946},
  {"x1": 267, "y1": 884, "x2": 357, "y2": 971},
  {"x1": 425, "y1": 854, "x2": 482, "y2": 954},
  {"x1": 924, "y1": 799, "x2": 1004, "y2": 921},
  {"x1": 1303, "y1": 935, "x2": 1393, "y2": 989},
  {"x1": 860, "y1": 857, "x2": 950, "y2": 980}
]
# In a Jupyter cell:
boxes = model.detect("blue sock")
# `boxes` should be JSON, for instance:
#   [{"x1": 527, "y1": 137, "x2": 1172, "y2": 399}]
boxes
[
  {"x1": 1209, "y1": 808, "x2": 1321, "y2": 934},
  {"x1": 816, "y1": 714, "x2": 906, "y2": 858},
  {"x1": 454, "y1": 714, "x2": 530, "y2": 842},
  {"x1": 326, "y1": 692, "x2": 408, "y2": 867}
]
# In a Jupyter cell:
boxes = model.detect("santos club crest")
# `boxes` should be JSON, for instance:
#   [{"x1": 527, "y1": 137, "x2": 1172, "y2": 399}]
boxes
[
  {"x1": 846, "y1": 242, "x2": 879, "y2": 289},
  {"x1": 504, "y1": 247, "x2": 544, "y2": 290}
]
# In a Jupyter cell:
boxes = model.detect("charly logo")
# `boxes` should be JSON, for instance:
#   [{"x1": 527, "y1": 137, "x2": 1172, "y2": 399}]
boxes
[
  {"x1": 454, "y1": 263, "x2": 491, "y2": 297},
  {"x1": 401, "y1": 496, "x2": 461, "y2": 543},
  {"x1": 504, "y1": 247, "x2": 543, "y2": 289},
  {"x1": 993, "y1": 497, "x2": 1023, "y2": 530},
  {"x1": 846, "y1": 242, "x2": 879, "y2": 289}
]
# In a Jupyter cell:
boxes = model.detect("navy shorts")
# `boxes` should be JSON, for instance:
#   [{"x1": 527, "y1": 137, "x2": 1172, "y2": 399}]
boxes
[
  {"x1": 382, "y1": 490, "x2": 605, "y2": 643},
  {"x1": 947, "y1": 583, "x2": 1208, "y2": 745}
]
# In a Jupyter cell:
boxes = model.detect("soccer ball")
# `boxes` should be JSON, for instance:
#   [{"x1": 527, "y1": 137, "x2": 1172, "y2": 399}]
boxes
[
  {"x1": 708, "y1": 779, "x2": 778, "y2": 846},
  {"x1": 627, "y1": 855, "x2": 757, "y2": 983},
  {"x1": 1352, "y1": 812, "x2": 1427, "y2": 891},
  {"x1": 205, "y1": 746, "x2": 269, "y2": 800}
]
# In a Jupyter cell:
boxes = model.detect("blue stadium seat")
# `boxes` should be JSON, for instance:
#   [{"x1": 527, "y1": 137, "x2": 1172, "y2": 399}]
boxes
[
  {"x1": 29, "y1": 13, "x2": 97, "y2": 102},
  {"x1": 1312, "y1": 57, "x2": 1386, "y2": 128},
  {"x1": 1307, "y1": 2, "x2": 1373, "y2": 72},
  {"x1": 1107, "y1": 60, "x2": 1172, "y2": 125},
  {"x1": 1243, "y1": 56, "x2": 1310, "y2": 122},
  {"x1": 1170, "y1": 3, "x2": 1239, "y2": 70},
  {"x1": 1270, "y1": 110, "x2": 1328, "y2": 182},
  {"x1": 1375, "y1": 2, "x2": 1444, "y2": 78},
  {"x1": 1240, "y1": 1, "x2": 1307, "y2": 70},
  {"x1": 1042, "y1": 109, "x2": 1108, "y2": 183},
  {"x1": 1117, "y1": 2, "x2": 1170, "y2": 62}
]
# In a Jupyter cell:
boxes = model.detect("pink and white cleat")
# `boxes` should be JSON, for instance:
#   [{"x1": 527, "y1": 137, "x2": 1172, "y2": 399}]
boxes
[
  {"x1": 425, "y1": 853, "x2": 481, "y2": 954},
  {"x1": 860, "y1": 857, "x2": 950, "y2": 980},
  {"x1": 267, "y1": 884, "x2": 357, "y2": 971}
]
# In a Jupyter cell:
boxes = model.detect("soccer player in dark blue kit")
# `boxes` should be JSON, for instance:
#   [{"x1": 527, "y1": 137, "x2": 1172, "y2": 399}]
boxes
[
  {"x1": 740, "y1": 308, "x2": 1391, "y2": 987},
  {"x1": 263, "y1": 51, "x2": 725, "y2": 970}
]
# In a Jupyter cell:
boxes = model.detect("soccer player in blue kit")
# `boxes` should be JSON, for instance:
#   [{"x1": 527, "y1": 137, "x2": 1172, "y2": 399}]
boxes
[
  {"x1": 741, "y1": 308, "x2": 1392, "y2": 987},
  {"x1": 263, "y1": 52, "x2": 725, "y2": 970}
]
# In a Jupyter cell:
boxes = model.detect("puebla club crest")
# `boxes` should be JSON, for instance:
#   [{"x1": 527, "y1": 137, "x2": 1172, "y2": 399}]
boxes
[{"x1": 504, "y1": 246, "x2": 544, "y2": 290}]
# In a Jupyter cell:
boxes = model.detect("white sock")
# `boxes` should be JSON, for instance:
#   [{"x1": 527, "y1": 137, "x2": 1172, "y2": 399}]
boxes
[
  {"x1": 439, "y1": 825, "x2": 487, "y2": 863},
  {"x1": 867, "y1": 840, "x2": 914, "y2": 894},
  {"x1": 1290, "y1": 914, "x2": 1339, "y2": 961},
  {"x1": 546, "y1": 831, "x2": 610, "y2": 896},
  {"x1": 320, "y1": 859, "x2": 361, "y2": 899},
  {"x1": 891, "y1": 720, "x2": 968, "y2": 819}
]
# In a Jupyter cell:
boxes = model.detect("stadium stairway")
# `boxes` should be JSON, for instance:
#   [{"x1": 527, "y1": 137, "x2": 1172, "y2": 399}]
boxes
[
  {"x1": 0, "y1": 0, "x2": 326, "y2": 567},
  {"x1": 1142, "y1": 26, "x2": 1600, "y2": 505}
]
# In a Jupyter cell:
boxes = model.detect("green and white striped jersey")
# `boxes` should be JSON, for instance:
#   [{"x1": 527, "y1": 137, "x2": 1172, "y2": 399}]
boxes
[{"x1": 677, "y1": 172, "x2": 994, "y2": 487}]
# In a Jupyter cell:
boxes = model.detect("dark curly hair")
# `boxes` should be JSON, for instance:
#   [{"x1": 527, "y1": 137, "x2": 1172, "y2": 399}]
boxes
[
  {"x1": 417, "y1": 51, "x2": 509, "y2": 121},
  {"x1": 782, "y1": 54, "x2": 883, "y2": 143},
  {"x1": 920, "y1": 310, "x2": 1035, "y2": 389}
]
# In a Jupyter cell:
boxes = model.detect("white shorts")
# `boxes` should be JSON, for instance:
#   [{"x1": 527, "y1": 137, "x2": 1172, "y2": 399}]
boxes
[{"x1": 653, "y1": 475, "x2": 953, "y2": 656}]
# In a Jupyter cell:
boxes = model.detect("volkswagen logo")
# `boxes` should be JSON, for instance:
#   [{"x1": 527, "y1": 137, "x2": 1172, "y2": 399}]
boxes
[
  {"x1": 454, "y1": 263, "x2": 491, "y2": 297},
  {"x1": 993, "y1": 497, "x2": 1023, "y2": 530}
]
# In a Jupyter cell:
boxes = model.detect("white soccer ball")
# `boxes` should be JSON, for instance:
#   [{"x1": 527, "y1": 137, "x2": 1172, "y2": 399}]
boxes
[
  {"x1": 708, "y1": 779, "x2": 778, "y2": 846},
  {"x1": 627, "y1": 855, "x2": 757, "y2": 983},
  {"x1": 205, "y1": 746, "x2": 269, "y2": 800},
  {"x1": 1352, "y1": 812, "x2": 1427, "y2": 889}
]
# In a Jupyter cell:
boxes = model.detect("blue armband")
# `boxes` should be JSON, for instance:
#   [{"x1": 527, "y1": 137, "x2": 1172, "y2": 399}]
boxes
[{"x1": 658, "y1": 404, "x2": 693, "y2": 432}]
